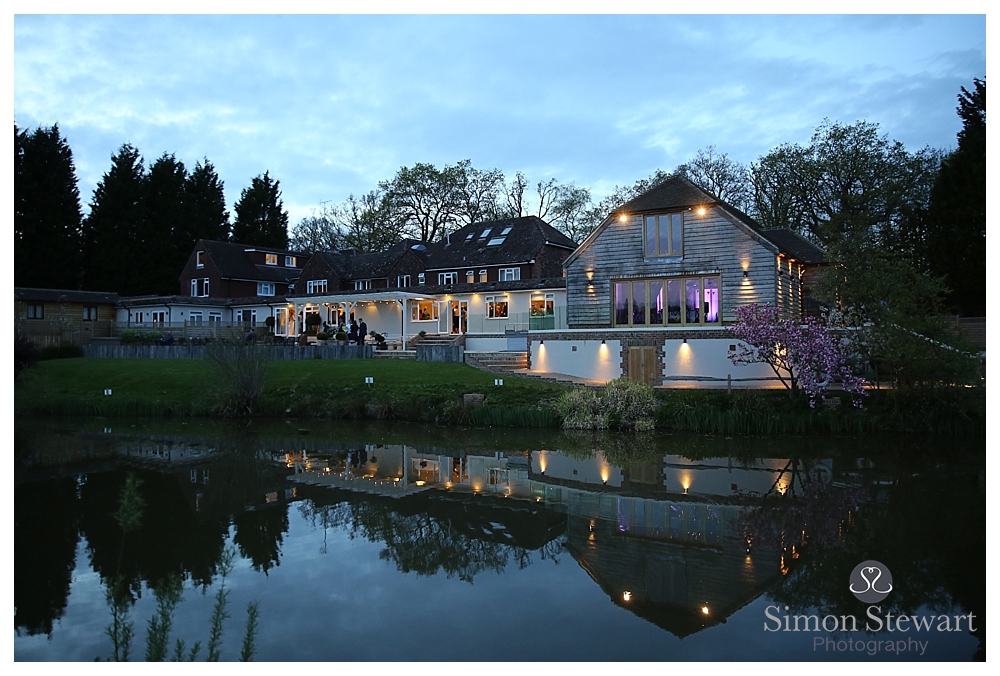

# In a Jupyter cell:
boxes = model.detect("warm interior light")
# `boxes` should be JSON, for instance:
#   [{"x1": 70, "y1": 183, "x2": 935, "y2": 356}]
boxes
[{"x1": 623, "y1": 591, "x2": 632, "y2": 602}]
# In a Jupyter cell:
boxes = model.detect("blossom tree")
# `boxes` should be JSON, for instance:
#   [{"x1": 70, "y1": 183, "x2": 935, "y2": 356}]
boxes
[{"x1": 727, "y1": 303, "x2": 866, "y2": 407}]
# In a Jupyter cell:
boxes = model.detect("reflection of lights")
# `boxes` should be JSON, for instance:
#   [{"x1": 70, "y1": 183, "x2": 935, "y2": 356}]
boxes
[
  {"x1": 680, "y1": 471, "x2": 692, "y2": 493},
  {"x1": 623, "y1": 591, "x2": 632, "y2": 601},
  {"x1": 414, "y1": 480, "x2": 425, "y2": 486},
  {"x1": 701, "y1": 606, "x2": 710, "y2": 615},
  {"x1": 538, "y1": 452, "x2": 547, "y2": 474}
]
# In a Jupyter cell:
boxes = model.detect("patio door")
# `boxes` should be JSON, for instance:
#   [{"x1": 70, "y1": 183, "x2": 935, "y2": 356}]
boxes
[{"x1": 450, "y1": 300, "x2": 468, "y2": 334}]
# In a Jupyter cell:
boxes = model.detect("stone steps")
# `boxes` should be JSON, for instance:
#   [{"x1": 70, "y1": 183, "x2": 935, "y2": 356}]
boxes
[
  {"x1": 373, "y1": 350, "x2": 416, "y2": 360},
  {"x1": 465, "y1": 352, "x2": 528, "y2": 371}
]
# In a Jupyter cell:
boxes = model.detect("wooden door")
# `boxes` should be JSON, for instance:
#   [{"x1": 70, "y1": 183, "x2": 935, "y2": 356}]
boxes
[{"x1": 628, "y1": 346, "x2": 659, "y2": 386}]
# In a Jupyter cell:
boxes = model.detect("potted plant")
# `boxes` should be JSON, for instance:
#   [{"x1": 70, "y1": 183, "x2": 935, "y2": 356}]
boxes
[
  {"x1": 335, "y1": 329, "x2": 348, "y2": 345},
  {"x1": 264, "y1": 315, "x2": 275, "y2": 336},
  {"x1": 316, "y1": 330, "x2": 331, "y2": 345}
]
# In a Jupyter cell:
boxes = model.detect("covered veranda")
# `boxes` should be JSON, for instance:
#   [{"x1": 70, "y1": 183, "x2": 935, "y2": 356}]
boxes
[{"x1": 283, "y1": 290, "x2": 440, "y2": 347}]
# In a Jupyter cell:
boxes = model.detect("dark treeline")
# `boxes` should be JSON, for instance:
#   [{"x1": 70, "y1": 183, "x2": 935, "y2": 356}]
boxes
[{"x1": 14, "y1": 79, "x2": 984, "y2": 315}]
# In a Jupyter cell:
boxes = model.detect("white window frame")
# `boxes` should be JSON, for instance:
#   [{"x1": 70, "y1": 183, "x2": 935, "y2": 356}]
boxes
[
  {"x1": 285, "y1": 255, "x2": 296, "y2": 267},
  {"x1": 354, "y1": 279, "x2": 372, "y2": 290},
  {"x1": 196, "y1": 250, "x2": 205, "y2": 268},
  {"x1": 398, "y1": 274, "x2": 411, "y2": 288},
  {"x1": 439, "y1": 272, "x2": 457, "y2": 285},
  {"x1": 258, "y1": 282, "x2": 275, "y2": 296},
  {"x1": 499, "y1": 268, "x2": 520, "y2": 281},
  {"x1": 265, "y1": 253, "x2": 278, "y2": 265},
  {"x1": 480, "y1": 269, "x2": 488, "y2": 283},
  {"x1": 486, "y1": 296, "x2": 509, "y2": 319},
  {"x1": 418, "y1": 273, "x2": 425, "y2": 286},
  {"x1": 208, "y1": 312, "x2": 222, "y2": 324},
  {"x1": 307, "y1": 279, "x2": 328, "y2": 294},
  {"x1": 189, "y1": 311, "x2": 204, "y2": 325},
  {"x1": 466, "y1": 270, "x2": 474, "y2": 283},
  {"x1": 191, "y1": 278, "x2": 210, "y2": 297}
]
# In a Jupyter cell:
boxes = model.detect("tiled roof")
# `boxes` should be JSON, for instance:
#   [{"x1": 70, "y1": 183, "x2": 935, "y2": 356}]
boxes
[
  {"x1": 424, "y1": 216, "x2": 577, "y2": 270},
  {"x1": 286, "y1": 277, "x2": 565, "y2": 301},
  {"x1": 344, "y1": 239, "x2": 427, "y2": 279},
  {"x1": 607, "y1": 176, "x2": 826, "y2": 264},
  {"x1": 15, "y1": 287, "x2": 119, "y2": 304},
  {"x1": 118, "y1": 294, "x2": 292, "y2": 307},
  {"x1": 613, "y1": 175, "x2": 718, "y2": 214},
  {"x1": 201, "y1": 240, "x2": 306, "y2": 282},
  {"x1": 757, "y1": 229, "x2": 826, "y2": 264}
]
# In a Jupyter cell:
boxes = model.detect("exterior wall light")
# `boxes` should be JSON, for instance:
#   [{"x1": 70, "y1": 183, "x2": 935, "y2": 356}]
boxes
[
  {"x1": 601, "y1": 339, "x2": 606, "y2": 344},
  {"x1": 619, "y1": 214, "x2": 627, "y2": 222},
  {"x1": 743, "y1": 271, "x2": 749, "y2": 278},
  {"x1": 683, "y1": 338, "x2": 687, "y2": 344}
]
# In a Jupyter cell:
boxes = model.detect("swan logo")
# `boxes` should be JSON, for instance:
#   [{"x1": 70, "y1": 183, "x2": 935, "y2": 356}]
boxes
[{"x1": 849, "y1": 560, "x2": 893, "y2": 603}]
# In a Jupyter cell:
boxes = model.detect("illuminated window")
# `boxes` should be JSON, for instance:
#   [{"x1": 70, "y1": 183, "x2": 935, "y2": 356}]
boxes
[
  {"x1": 530, "y1": 294, "x2": 554, "y2": 316},
  {"x1": 486, "y1": 296, "x2": 509, "y2": 319},
  {"x1": 479, "y1": 269, "x2": 487, "y2": 282},
  {"x1": 196, "y1": 250, "x2": 205, "y2": 268},
  {"x1": 644, "y1": 213, "x2": 684, "y2": 257},
  {"x1": 411, "y1": 300, "x2": 438, "y2": 321},
  {"x1": 265, "y1": 253, "x2": 278, "y2": 265},
  {"x1": 466, "y1": 270, "x2": 474, "y2": 283},
  {"x1": 614, "y1": 276, "x2": 719, "y2": 326}
]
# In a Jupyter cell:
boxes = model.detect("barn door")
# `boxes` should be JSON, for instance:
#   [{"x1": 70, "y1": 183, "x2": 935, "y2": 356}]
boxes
[{"x1": 628, "y1": 346, "x2": 658, "y2": 386}]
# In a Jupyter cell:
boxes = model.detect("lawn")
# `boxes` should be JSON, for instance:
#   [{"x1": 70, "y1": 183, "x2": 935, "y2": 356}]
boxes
[{"x1": 15, "y1": 357, "x2": 570, "y2": 420}]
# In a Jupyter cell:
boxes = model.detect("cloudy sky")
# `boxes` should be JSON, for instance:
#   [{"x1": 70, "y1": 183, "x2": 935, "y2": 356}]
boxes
[{"x1": 13, "y1": 12, "x2": 986, "y2": 225}]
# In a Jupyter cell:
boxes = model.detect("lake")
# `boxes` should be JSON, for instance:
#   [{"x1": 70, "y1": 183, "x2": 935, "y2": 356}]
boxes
[{"x1": 14, "y1": 417, "x2": 984, "y2": 661}]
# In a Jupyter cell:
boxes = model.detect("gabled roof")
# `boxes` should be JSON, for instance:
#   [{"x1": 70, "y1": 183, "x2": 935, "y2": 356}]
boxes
[
  {"x1": 199, "y1": 240, "x2": 308, "y2": 283},
  {"x1": 118, "y1": 294, "x2": 292, "y2": 308},
  {"x1": 566, "y1": 175, "x2": 825, "y2": 267},
  {"x1": 425, "y1": 216, "x2": 577, "y2": 271},
  {"x1": 15, "y1": 287, "x2": 119, "y2": 304},
  {"x1": 612, "y1": 175, "x2": 718, "y2": 214}
]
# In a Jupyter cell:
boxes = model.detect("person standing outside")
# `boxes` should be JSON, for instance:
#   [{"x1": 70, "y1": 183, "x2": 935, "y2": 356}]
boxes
[{"x1": 358, "y1": 317, "x2": 368, "y2": 345}]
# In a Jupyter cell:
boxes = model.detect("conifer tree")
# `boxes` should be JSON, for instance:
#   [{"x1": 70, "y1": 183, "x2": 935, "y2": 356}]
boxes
[
  {"x1": 231, "y1": 171, "x2": 289, "y2": 248},
  {"x1": 14, "y1": 123, "x2": 84, "y2": 289}
]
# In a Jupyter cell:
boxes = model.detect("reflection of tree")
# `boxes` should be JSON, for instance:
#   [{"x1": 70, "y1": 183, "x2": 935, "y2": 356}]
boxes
[
  {"x1": 77, "y1": 468, "x2": 228, "y2": 600},
  {"x1": 231, "y1": 506, "x2": 289, "y2": 574},
  {"x1": 762, "y1": 458, "x2": 985, "y2": 660},
  {"x1": 297, "y1": 490, "x2": 565, "y2": 583},
  {"x1": 14, "y1": 477, "x2": 80, "y2": 636}
]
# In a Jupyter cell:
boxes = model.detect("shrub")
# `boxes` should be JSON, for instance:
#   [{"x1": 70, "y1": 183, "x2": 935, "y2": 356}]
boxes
[
  {"x1": 120, "y1": 329, "x2": 142, "y2": 343},
  {"x1": 38, "y1": 344, "x2": 84, "y2": 360},
  {"x1": 15, "y1": 334, "x2": 37, "y2": 378},
  {"x1": 555, "y1": 387, "x2": 608, "y2": 429},
  {"x1": 316, "y1": 331, "x2": 331, "y2": 341},
  {"x1": 556, "y1": 378, "x2": 657, "y2": 431},
  {"x1": 334, "y1": 330, "x2": 348, "y2": 342}
]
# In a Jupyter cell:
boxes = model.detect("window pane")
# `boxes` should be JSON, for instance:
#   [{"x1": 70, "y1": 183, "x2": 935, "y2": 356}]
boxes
[
  {"x1": 685, "y1": 279, "x2": 700, "y2": 324},
  {"x1": 615, "y1": 282, "x2": 629, "y2": 325},
  {"x1": 671, "y1": 213, "x2": 683, "y2": 254},
  {"x1": 645, "y1": 216, "x2": 656, "y2": 256},
  {"x1": 649, "y1": 281, "x2": 664, "y2": 324},
  {"x1": 667, "y1": 280, "x2": 682, "y2": 324},
  {"x1": 632, "y1": 282, "x2": 646, "y2": 325},
  {"x1": 658, "y1": 216, "x2": 670, "y2": 255},
  {"x1": 704, "y1": 277, "x2": 720, "y2": 323}
]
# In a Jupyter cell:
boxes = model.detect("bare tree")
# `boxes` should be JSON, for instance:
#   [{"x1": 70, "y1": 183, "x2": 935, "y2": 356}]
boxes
[
  {"x1": 288, "y1": 205, "x2": 344, "y2": 253},
  {"x1": 678, "y1": 145, "x2": 752, "y2": 211}
]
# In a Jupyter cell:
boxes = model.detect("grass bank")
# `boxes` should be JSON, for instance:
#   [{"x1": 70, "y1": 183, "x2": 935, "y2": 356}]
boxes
[
  {"x1": 14, "y1": 357, "x2": 985, "y2": 436},
  {"x1": 14, "y1": 357, "x2": 567, "y2": 426}
]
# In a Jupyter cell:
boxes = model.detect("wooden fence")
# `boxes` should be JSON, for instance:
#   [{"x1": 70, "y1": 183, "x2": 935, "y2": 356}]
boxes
[{"x1": 81, "y1": 344, "x2": 374, "y2": 360}]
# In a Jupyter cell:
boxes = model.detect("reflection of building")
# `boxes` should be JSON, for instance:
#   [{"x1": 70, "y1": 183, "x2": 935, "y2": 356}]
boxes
[{"x1": 525, "y1": 450, "x2": 791, "y2": 638}]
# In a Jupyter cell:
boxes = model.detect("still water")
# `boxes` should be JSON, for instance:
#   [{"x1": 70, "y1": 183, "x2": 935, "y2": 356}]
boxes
[{"x1": 14, "y1": 418, "x2": 984, "y2": 661}]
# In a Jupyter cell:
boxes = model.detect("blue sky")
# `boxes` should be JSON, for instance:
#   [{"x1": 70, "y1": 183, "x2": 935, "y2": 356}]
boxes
[{"x1": 13, "y1": 12, "x2": 987, "y2": 224}]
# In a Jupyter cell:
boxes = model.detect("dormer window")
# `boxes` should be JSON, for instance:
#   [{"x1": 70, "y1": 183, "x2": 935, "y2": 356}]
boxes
[
  {"x1": 644, "y1": 213, "x2": 683, "y2": 257},
  {"x1": 285, "y1": 255, "x2": 296, "y2": 267},
  {"x1": 265, "y1": 253, "x2": 278, "y2": 265},
  {"x1": 439, "y1": 272, "x2": 457, "y2": 285},
  {"x1": 418, "y1": 273, "x2": 425, "y2": 286},
  {"x1": 257, "y1": 282, "x2": 275, "y2": 296},
  {"x1": 479, "y1": 269, "x2": 487, "y2": 282},
  {"x1": 196, "y1": 251, "x2": 205, "y2": 268},
  {"x1": 466, "y1": 270, "x2": 474, "y2": 283}
]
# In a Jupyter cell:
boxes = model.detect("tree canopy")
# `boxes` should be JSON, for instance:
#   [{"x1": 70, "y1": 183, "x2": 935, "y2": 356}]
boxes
[
  {"x1": 231, "y1": 171, "x2": 289, "y2": 249},
  {"x1": 15, "y1": 123, "x2": 84, "y2": 289}
]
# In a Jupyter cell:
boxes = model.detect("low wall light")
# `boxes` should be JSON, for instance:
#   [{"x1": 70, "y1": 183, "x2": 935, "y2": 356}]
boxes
[
  {"x1": 683, "y1": 338, "x2": 687, "y2": 344},
  {"x1": 743, "y1": 271, "x2": 749, "y2": 278},
  {"x1": 601, "y1": 339, "x2": 606, "y2": 344}
]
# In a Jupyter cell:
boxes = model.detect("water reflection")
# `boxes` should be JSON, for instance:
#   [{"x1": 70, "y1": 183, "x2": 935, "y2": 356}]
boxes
[{"x1": 14, "y1": 419, "x2": 984, "y2": 660}]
